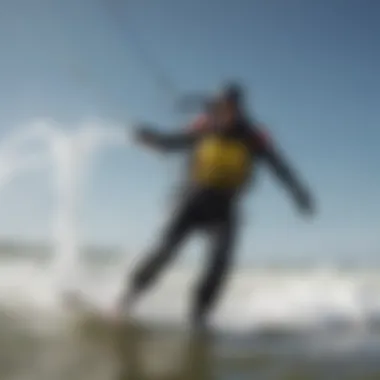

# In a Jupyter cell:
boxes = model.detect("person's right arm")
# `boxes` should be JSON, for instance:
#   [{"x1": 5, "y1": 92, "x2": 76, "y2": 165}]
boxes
[{"x1": 132, "y1": 115, "x2": 209, "y2": 152}]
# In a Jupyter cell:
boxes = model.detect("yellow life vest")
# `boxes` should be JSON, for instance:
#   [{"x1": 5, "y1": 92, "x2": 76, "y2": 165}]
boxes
[{"x1": 192, "y1": 136, "x2": 253, "y2": 188}]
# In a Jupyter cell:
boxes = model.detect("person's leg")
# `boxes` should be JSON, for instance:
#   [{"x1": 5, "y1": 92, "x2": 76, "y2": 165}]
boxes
[
  {"x1": 191, "y1": 207, "x2": 238, "y2": 327},
  {"x1": 119, "y1": 200, "x2": 197, "y2": 313}
]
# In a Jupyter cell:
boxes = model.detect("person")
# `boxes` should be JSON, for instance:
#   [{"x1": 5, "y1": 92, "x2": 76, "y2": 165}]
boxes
[{"x1": 118, "y1": 82, "x2": 315, "y2": 328}]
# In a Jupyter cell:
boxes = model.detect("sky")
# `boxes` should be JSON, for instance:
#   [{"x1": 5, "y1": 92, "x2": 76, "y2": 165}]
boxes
[{"x1": 0, "y1": 0, "x2": 378, "y2": 265}]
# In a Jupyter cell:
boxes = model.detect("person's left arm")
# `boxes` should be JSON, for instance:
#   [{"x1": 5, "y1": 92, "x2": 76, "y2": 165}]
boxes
[{"x1": 252, "y1": 128, "x2": 315, "y2": 215}]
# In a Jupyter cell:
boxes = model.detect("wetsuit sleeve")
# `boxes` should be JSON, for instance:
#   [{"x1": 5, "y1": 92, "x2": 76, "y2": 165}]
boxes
[
  {"x1": 256, "y1": 129, "x2": 314, "y2": 211},
  {"x1": 135, "y1": 115, "x2": 208, "y2": 152}
]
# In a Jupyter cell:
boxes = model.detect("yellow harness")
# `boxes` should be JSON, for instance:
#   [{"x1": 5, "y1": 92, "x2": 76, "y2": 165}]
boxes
[{"x1": 192, "y1": 136, "x2": 253, "y2": 188}]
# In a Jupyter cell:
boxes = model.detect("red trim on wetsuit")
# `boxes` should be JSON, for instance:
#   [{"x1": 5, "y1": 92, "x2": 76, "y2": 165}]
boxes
[
  {"x1": 188, "y1": 114, "x2": 212, "y2": 132},
  {"x1": 250, "y1": 125, "x2": 272, "y2": 153}
]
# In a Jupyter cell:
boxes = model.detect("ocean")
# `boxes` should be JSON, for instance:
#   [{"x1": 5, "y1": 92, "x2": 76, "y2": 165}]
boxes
[{"x1": 1, "y1": 251, "x2": 380, "y2": 380}]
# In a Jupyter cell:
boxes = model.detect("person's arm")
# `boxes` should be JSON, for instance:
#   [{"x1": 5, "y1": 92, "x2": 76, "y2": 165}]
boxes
[
  {"x1": 133, "y1": 115, "x2": 209, "y2": 152},
  {"x1": 257, "y1": 130, "x2": 315, "y2": 214},
  {"x1": 134, "y1": 127, "x2": 197, "y2": 152}
]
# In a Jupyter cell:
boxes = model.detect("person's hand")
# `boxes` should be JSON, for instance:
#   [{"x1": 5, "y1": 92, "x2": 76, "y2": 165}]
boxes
[
  {"x1": 295, "y1": 187, "x2": 315, "y2": 217},
  {"x1": 131, "y1": 124, "x2": 157, "y2": 146}
]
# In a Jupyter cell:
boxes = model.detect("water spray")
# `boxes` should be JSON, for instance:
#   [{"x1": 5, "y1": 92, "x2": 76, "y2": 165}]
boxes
[{"x1": 0, "y1": 121, "x2": 127, "y2": 295}]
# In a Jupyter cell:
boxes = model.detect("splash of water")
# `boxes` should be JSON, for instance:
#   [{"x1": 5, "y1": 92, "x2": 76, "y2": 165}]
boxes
[
  {"x1": 0, "y1": 119, "x2": 127, "y2": 293},
  {"x1": 50, "y1": 122, "x2": 128, "y2": 289}
]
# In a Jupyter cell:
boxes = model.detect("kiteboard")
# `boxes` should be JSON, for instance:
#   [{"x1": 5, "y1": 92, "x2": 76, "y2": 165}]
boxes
[
  {"x1": 60, "y1": 290, "x2": 180, "y2": 334},
  {"x1": 62, "y1": 293, "x2": 153, "y2": 352},
  {"x1": 60, "y1": 289, "x2": 214, "y2": 343}
]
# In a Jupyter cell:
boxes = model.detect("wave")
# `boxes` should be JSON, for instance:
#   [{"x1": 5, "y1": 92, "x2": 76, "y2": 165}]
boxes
[{"x1": 1, "y1": 257, "x2": 380, "y2": 334}]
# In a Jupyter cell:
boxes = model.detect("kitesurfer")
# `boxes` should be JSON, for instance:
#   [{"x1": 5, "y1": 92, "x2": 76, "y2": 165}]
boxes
[{"x1": 119, "y1": 82, "x2": 315, "y2": 328}]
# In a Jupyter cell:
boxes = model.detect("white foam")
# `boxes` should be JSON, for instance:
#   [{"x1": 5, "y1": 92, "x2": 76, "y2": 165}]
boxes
[{"x1": 1, "y1": 261, "x2": 380, "y2": 334}]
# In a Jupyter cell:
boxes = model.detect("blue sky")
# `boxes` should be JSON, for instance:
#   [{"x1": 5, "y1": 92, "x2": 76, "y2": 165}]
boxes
[{"x1": 0, "y1": 0, "x2": 378, "y2": 264}]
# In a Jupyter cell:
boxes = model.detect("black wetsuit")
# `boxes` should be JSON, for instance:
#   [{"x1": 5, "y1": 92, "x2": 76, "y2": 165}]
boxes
[{"x1": 127, "y1": 114, "x2": 311, "y2": 325}]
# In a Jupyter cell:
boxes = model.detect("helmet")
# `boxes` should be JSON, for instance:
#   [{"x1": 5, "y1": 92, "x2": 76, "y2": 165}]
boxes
[{"x1": 217, "y1": 82, "x2": 244, "y2": 104}]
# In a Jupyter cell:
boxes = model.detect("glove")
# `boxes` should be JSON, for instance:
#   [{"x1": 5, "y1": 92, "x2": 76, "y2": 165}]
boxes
[
  {"x1": 295, "y1": 187, "x2": 315, "y2": 217},
  {"x1": 132, "y1": 124, "x2": 158, "y2": 145}
]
